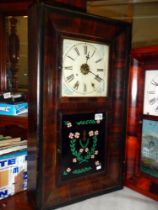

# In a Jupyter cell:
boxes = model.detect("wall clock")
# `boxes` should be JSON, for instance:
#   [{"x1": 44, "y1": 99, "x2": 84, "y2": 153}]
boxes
[
  {"x1": 126, "y1": 46, "x2": 158, "y2": 201},
  {"x1": 28, "y1": 3, "x2": 131, "y2": 210},
  {"x1": 143, "y1": 70, "x2": 158, "y2": 116},
  {"x1": 61, "y1": 38, "x2": 109, "y2": 97}
]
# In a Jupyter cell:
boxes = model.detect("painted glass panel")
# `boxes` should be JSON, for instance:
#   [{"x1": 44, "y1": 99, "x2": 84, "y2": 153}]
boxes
[
  {"x1": 60, "y1": 113, "x2": 106, "y2": 182},
  {"x1": 141, "y1": 119, "x2": 158, "y2": 178}
]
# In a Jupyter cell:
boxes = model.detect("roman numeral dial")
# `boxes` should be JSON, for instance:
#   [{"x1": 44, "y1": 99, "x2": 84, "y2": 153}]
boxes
[
  {"x1": 62, "y1": 39, "x2": 109, "y2": 97},
  {"x1": 143, "y1": 70, "x2": 158, "y2": 116}
]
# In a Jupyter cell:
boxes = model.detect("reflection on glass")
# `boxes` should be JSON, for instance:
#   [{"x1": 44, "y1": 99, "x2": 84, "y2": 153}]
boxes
[
  {"x1": 5, "y1": 16, "x2": 28, "y2": 92},
  {"x1": 141, "y1": 119, "x2": 158, "y2": 178}
]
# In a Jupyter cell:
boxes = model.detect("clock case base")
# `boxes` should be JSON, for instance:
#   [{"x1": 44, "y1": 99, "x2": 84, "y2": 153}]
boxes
[{"x1": 28, "y1": 3, "x2": 131, "y2": 210}]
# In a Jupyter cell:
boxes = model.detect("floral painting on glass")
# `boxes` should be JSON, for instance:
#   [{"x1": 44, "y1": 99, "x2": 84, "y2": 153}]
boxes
[{"x1": 60, "y1": 113, "x2": 106, "y2": 182}]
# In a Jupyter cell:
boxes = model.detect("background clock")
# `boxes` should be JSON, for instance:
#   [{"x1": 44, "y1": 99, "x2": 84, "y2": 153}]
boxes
[
  {"x1": 61, "y1": 39, "x2": 109, "y2": 97},
  {"x1": 126, "y1": 46, "x2": 158, "y2": 202},
  {"x1": 143, "y1": 70, "x2": 158, "y2": 116}
]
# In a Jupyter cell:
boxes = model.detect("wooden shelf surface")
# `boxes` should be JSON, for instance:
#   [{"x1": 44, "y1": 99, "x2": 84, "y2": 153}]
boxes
[
  {"x1": 0, "y1": 114, "x2": 28, "y2": 129},
  {"x1": 0, "y1": 191, "x2": 35, "y2": 210}
]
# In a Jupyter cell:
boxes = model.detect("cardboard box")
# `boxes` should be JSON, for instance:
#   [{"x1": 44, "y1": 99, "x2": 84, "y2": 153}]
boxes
[
  {"x1": 0, "y1": 150, "x2": 27, "y2": 200},
  {"x1": 0, "y1": 103, "x2": 28, "y2": 116}
]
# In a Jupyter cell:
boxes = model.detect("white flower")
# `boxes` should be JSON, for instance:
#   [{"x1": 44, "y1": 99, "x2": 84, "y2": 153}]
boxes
[
  {"x1": 66, "y1": 167, "x2": 71, "y2": 172},
  {"x1": 75, "y1": 132, "x2": 80, "y2": 138},
  {"x1": 79, "y1": 148, "x2": 84, "y2": 153},
  {"x1": 89, "y1": 130, "x2": 94, "y2": 137},
  {"x1": 91, "y1": 155, "x2": 95, "y2": 159},
  {"x1": 85, "y1": 148, "x2": 89, "y2": 152},
  {"x1": 95, "y1": 150, "x2": 99, "y2": 155},
  {"x1": 95, "y1": 161, "x2": 100, "y2": 166},
  {"x1": 94, "y1": 130, "x2": 99, "y2": 136},
  {"x1": 68, "y1": 132, "x2": 74, "y2": 139},
  {"x1": 67, "y1": 122, "x2": 72, "y2": 127},
  {"x1": 72, "y1": 158, "x2": 77, "y2": 163}
]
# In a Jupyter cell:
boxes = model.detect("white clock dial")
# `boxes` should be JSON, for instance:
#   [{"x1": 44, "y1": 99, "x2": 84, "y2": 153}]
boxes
[
  {"x1": 61, "y1": 39, "x2": 109, "y2": 97},
  {"x1": 143, "y1": 70, "x2": 158, "y2": 116}
]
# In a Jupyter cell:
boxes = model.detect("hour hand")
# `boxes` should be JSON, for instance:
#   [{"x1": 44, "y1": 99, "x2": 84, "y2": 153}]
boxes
[
  {"x1": 89, "y1": 70, "x2": 103, "y2": 82},
  {"x1": 86, "y1": 52, "x2": 90, "y2": 63}
]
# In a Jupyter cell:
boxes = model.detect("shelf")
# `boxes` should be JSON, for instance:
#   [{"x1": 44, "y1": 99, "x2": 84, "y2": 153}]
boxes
[
  {"x1": 0, "y1": 114, "x2": 28, "y2": 129},
  {"x1": 0, "y1": 191, "x2": 34, "y2": 210}
]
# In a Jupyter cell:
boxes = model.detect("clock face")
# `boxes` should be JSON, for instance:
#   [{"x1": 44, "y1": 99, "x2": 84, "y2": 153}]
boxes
[
  {"x1": 61, "y1": 39, "x2": 109, "y2": 97},
  {"x1": 143, "y1": 70, "x2": 158, "y2": 116}
]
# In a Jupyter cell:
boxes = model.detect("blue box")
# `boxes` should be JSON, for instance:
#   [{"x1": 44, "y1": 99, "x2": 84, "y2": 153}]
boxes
[{"x1": 0, "y1": 103, "x2": 28, "y2": 116}]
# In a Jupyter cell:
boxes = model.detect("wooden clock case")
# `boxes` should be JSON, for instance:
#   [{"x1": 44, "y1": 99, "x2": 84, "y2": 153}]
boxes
[
  {"x1": 125, "y1": 45, "x2": 158, "y2": 201},
  {"x1": 28, "y1": 3, "x2": 131, "y2": 210}
]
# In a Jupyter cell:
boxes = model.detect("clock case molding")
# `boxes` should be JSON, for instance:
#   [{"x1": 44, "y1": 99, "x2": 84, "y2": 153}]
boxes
[
  {"x1": 126, "y1": 45, "x2": 158, "y2": 201},
  {"x1": 28, "y1": 3, "x2": 131, "y2": 210}
]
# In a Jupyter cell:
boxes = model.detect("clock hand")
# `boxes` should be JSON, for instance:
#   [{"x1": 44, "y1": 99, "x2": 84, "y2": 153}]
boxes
[
  {"x1": 86, "y1": 52, "x2": 90, "y2": 63},
  {"x1": 80, "y1": 62, "x2": 104, "y2": 83},
  {"x1": 80, "y1": 63, "x2": 103, "y2": 82},
  {"x1": 151, "y1": 79, "x2": 158, "y2": 86},
  {"x1": 89, "y1": 70, "x2": 103, "y2": 82}
]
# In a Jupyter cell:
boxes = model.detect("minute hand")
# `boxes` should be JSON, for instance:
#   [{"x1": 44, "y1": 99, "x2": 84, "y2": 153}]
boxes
[{"x1": 89, "y1": 70, "x2": 103, "y2": 82}]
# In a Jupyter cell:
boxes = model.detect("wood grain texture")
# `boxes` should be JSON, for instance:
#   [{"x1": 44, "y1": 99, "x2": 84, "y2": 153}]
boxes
[
  {"x1": 125, "y1": 45, "x2": 158, "y2": 201},
  {"x1": 0, "y1": 192, "x2": 35, "y2": 210},
  {"x1": 0, "y1": 115, "x2": 28, "y2": 139},
  {"x1": 0, "y1": 0, "x2": 86, "y2": 14},
  {"x1": 44, "y1": 0, "x2": 86, "y2": 11},
  {"x1": 0, "y1": 15, "x2": 7, "y2": 92},
  {"x1": 0, "y1": 2, "x2": 31, "y2": 15}
]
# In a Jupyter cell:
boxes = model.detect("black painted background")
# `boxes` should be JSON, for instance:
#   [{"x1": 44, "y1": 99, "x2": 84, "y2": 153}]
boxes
[{"x1": 60, "y1": 112, "x2": 106, "y2": 182}]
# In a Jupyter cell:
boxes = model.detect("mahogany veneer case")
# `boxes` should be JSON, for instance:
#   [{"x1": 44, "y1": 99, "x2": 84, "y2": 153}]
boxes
[
  {"x1": 125, "y1": 45, "x2": 158, "y2": 201},
  {"x1": 27, "y1": 3, "x2": 131, "y2": 210}
]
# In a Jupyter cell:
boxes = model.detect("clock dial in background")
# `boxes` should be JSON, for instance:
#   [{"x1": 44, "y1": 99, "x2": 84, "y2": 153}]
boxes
[
  {"x1": 61, "y1": 39, "x2": 109, "y2": 97},
  {"x1": 143, "y1": 70, "x2": 158, "y2": 116}
]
